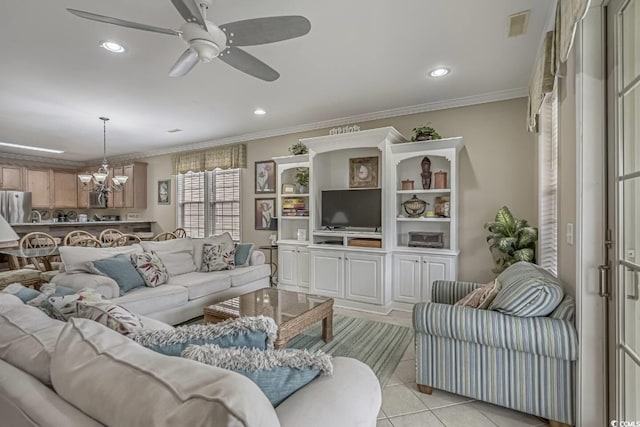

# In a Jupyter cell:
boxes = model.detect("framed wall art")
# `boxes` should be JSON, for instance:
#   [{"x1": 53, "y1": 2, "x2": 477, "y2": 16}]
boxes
[
  {"x1": 255, "y1": 198, "x2": 276, "y2": 230},
  {"x1": 255, "y1": 160, "x2": 276, "y2": 193},
  {"x1": 157, "y1": 179, "x2": 170, "y2": 205},
  {"x1": 349, "y1": 156, "x2": 379, "y2": 188}
]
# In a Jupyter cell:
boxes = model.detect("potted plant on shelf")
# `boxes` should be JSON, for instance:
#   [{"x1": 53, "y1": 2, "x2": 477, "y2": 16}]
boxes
[
  {"x1": 484, "y1": 206, "x2": 538, "y2": 274},
  {"x1": 289, "y1": 141, "x2": 308, "y2": 155},
  {"x1": 295, "y1": 167, "x2": 309, "y2": 193},
  {"x1": 410, "y1": 124, "x2": 442, "y2": 141}
]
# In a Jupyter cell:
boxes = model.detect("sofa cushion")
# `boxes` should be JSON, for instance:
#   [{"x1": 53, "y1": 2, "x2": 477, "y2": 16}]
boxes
[
  {"x1": 0, "y1": 293, "x2": 23, "y2": 305},
  {"x1": 48, "y1": 290, "x2": 107, "y2": 321},
  {"x1": 235, "y1": 243, "x2": 254, "y2": 267},
  {"x1": 193, "y1": 233, "x2": 235, "y2": 271},
  {"x1": 59, "y1": 244, "x2": 144, "y2": 274},
  {"x1": 489, "y1": 262, "x2": 564, "y2": 317},
  {"x1": 131, "y1": 251, "x2": 169, "y2": 287},
  {"x1": 166, "y1": 271, "x2": 231, "y2": 300},
  {"x1": 129, "y1": 316, "x2": 277, "y2": 356},
  {"x1": 76, "y1": 301, "x2": 144, "y2": 335},
  {"x1": 51, "y1": 272, "x2": 120, "y2": 299},
  {"x1": 88, "y1": 254, "x2": 146, "y2": 295},
  {"x1": 111, "y1": 285, "x2": 188, "y2": 315},
  {"x1": 141, "y1": 238, "x2": 197, "y2": 276},
  {"x1": 0, "y1": 303, "x2": 63, "y2": 385},
  {"x1": 50, "y1": 318, "x2": 280, "y2": 427},
  {"x1": 201, "y1": 243, "x2": 235, "y2": 272},
  {"x1": 182, "y1": 343, "x2": 333, "y2": 407},
  {"x1": 229, "y1": 264, "x2": 270, "y2": 287}
]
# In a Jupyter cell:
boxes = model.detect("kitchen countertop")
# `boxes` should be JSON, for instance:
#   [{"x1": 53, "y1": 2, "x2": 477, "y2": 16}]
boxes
[{"x1": 10, "y1": 220, "x2": 156, "y2": 226}]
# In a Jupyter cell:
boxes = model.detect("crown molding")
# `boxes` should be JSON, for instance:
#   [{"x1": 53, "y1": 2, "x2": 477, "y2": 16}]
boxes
[
  {"x1": 86, "y1": 87, "x2": 527, "y2": 164},
  {"x1": 0, "y1": 152, "x2": 85, "y2": 169}
]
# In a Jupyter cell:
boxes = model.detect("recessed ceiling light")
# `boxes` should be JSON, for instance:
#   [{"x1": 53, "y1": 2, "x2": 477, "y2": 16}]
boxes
[
  {"x1": 99, "y1": 40, "x2": 126, "y2": 53},
  {"x1": 429, "y1": 68, "x2": 450, "y2": 78},
  {"x1": 254, "y1": 108, "x2": 266, "y2": 116},
  {"x1": 0, "y1": 142, "x2": 64, "y2": 154}
]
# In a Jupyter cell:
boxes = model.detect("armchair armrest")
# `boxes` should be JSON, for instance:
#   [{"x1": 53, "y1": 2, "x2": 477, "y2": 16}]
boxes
[
  {"x1": 431, "y1": 280, "x2": 484, "y2": 304},
  {"x1": 413, "y1": 302, "x2": 578, "y2": 361}
]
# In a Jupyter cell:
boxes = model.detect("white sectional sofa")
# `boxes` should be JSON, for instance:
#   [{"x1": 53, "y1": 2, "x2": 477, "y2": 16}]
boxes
[
  {"x1": 0, "y1": 294, "x2": 382, "y2": 427},
  {"x1": 52, "y1": 237, "x2": 271, "y2": 325}
]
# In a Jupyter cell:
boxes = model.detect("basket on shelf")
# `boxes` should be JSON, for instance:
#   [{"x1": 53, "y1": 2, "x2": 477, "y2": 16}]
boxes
[{"x1": 401, "y1": 195, "x2": 428, "y2": 218}]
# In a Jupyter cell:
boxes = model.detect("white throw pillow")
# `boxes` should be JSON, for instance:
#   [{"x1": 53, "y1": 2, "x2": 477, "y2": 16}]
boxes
[
  {"x1": 0, "y1": 304, "x2": 63, "y2": 385},
  {"x1": 141, "y1": 238, "x2": 197, "y2": 276},
  {"x1": 59, "y1": 244, "x2": 144, "y2": 274},
  {"x1": 50, "y1": 319, "x2": 280, "y2": 427}
]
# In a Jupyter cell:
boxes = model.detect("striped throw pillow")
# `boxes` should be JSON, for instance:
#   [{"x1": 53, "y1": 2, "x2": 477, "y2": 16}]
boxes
[{"x1": 488, "y1": 262, "x2": 564, "y2": 317}]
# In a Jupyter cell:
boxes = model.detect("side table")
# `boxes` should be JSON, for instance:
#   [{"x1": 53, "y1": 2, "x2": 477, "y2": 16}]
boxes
[{"x1": 258, "y1": 245, "x2": 278, "y2": 286}]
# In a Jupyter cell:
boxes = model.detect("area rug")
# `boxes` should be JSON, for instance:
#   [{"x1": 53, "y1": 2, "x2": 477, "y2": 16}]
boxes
[
  {"x1": 179, "y1": 314, "x2": 413, "y2": 386},
  {"x1": 287, "y1": 315, "x2": 412, "y2": 387}
]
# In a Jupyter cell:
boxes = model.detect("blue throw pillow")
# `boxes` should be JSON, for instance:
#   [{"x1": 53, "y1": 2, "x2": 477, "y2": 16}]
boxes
[
  {"x1": 181, "y1": 344, "x2": 333, "y2": 406},
  {"x1": 89, "y1": 254, "x2": 145, "y2": 294},
  {"x1": 1, "y1": 283, "x2": 41, "y2": 302},
  {"x1": 128, "y1": 316, "x2": 278, "y2": 356},
  {"x1": 234, "y1": 243, "x2": 254, "y2": 267}
]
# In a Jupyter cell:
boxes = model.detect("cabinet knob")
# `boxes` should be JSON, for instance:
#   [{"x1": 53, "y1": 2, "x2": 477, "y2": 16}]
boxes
[
  {"x1": 345, "y1": 257, "x2": 349, "y2": 260},
  {"x1": 415, "y1": 260, "x2": 419, "y2": 263}
]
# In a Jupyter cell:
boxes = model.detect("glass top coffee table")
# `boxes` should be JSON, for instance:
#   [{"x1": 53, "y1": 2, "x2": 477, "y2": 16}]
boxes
[{"x1": 203, "y1": 288, "x2": 334, "y2": 349}]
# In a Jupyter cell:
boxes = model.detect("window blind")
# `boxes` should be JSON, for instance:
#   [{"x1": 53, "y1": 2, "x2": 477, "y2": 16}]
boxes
[
  {"x1": 177, "y1": 169, "x2": 241, "y2": 240},
  {"x1": 538, "y1": 90, "x2": 558, "y2": 276}
]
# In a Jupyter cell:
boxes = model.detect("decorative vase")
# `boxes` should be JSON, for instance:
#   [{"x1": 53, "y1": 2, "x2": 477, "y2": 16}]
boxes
[
  {"x1": 297, "y1": 184, "x2": 308, "y2": 194},
  {"x1": 401, "y1": 179, "x2": 414, "y2": 190},
  {"x1": 416, "y1": 135, "x2": 432, "y2": 141},
  {"x1": 420, "y1": 157, "x2": 432, "y2": 189}
]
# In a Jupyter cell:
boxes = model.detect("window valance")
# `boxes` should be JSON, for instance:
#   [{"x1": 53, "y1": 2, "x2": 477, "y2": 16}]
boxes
[
  {"x1": 528, "y1": 31, "x2": 556, "y2": 132},
  {"x1": 556, "y1": 0, "x2": 591, "y2": 64},
  {"x1": 172, "y1": 144, "x2": 247, "y2": 174}
]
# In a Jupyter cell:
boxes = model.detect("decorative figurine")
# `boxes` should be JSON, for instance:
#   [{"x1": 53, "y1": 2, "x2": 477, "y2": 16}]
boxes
[{"x1": 420, "y1": 157, "x2": 432, "y2": 189}]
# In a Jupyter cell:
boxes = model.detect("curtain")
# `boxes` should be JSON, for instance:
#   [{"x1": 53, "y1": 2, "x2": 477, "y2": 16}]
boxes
[
  {"x1": 172, "y1": 144, "x2": 247, "y2": 174},
  {"x1": 528, "y1": 31, "x2": 556, "y2": 132},
  {"x1": 556, "y1": 0, "x2": 591, "y2": 64}
]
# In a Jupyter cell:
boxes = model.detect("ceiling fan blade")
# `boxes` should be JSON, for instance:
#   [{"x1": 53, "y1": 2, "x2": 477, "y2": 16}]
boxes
[
  {"x1": 170, "y1": 0, "x2": 206, "y2": 29},
  {"x1": 67, "y1": 9, "x2": 179, "y2": 36},
  {"x1": 168, "y1": 49, "x2": 200, "y2": 77},
  {"x1": 219, "y1": 16, "x2": 311, "y2": 46},
  {"x1": 218, "y1": 47, "x2": 280, "y2": 82}
]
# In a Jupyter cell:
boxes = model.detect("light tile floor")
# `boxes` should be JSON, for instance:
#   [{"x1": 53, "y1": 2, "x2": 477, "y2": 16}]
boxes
[{"x1": 335, "y1": 307, "x2": 550, "y2": 427}]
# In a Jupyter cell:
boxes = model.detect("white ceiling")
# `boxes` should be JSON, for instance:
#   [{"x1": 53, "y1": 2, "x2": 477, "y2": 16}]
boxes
[{"x1": 0, "y1": 0, "x2": 554, "y2": 162}]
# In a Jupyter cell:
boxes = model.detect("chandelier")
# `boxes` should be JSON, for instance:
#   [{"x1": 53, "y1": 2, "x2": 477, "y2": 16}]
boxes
[{"x1": 77, "y1": 117, "x2": 128, "y2": 204}]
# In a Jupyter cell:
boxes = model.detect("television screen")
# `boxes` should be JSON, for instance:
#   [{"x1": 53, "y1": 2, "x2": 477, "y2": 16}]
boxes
[{"x1": 321, "y1": 189, "x2": 381, "y2": 228}]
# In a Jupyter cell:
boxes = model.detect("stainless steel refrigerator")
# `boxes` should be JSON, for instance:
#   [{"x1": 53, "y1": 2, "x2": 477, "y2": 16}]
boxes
[{"x1": 0, "y1": 191, "x2": 32, "y2": 224}]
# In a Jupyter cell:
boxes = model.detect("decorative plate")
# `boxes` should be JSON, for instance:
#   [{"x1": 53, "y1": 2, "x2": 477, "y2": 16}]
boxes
[{"x1": 67, "y1": 210, "x2": 78, "y2": 221}]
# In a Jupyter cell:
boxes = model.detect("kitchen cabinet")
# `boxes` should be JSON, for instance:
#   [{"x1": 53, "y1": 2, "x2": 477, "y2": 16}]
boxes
[
  {"x1": 52, "y1": 170, "x2": 78, "y2": 208},
  {"x1": 122, "y1": 163, "x2": 147, "y2": 209},
  {"x1": 25, "y1": 168, "x2": 51, "y2": 209},
  {"x1": 0, "y1": 165, "x2": 24, "y2": 190}
]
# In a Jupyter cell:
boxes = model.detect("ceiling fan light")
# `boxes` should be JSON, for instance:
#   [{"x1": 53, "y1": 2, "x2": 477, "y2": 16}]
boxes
[
  {"x1": 191, "y1": 39, "x2": 220, "y2": 62},
  {"x1": 78, "y1": 174, "x2": 93, "y2": 184}
]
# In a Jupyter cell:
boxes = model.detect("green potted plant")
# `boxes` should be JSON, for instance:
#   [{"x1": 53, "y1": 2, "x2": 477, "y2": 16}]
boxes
[
  {"x1": 411, "y1": 124, "x2": 441, "y2": 141},
  {"x1": 295, "y1": 167, "x2": 309, "y2": 193},
  {"x1": 484, "y1": 206, "x2": 538, "y2": 274},
  {"x1": 289, "y1": 141, "x2": 308, "y2": 155}
]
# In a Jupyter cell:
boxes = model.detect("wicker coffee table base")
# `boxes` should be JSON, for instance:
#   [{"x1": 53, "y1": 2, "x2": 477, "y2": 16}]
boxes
[{"x1": 204, "y1": 298, "x2": 334, "y2": 349}]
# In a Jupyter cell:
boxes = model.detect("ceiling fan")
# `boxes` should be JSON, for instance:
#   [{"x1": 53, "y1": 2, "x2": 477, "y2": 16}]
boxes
[{"x1": 67, "y1": 0, "x2": 311, "y2": 81}]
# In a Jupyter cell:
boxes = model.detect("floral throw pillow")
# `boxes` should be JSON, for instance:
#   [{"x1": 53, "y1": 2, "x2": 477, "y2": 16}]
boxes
[
  {"x1": 131, "y1": 251, "x2": 169, "y2": 287},
  {"x1": 455, "y1": 279, "x2": 502, "y2": 309},
  {"x1": 76, "y1": 301, "x2": 143, "y2": 335},
  {"x1": 201, "y1": 243, "x2": 235, "y2": 272}
]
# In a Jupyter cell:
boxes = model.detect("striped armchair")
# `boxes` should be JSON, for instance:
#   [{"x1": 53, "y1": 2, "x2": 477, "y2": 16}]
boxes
[{"x1": 413, "y1": 279, "x2": 577, "y2": 427}]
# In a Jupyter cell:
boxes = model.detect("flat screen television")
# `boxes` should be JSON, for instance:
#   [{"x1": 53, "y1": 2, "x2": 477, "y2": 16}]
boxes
[{"x1": 321, "y1": 189, "x2": 381, "y2": 229}]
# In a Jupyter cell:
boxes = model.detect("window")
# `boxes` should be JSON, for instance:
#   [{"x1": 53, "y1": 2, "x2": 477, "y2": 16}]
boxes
[
  {"x1": 176, "y1": 169, "x2": 241, "y2": 240},
  {"x1": 538, "y1": 90, "x2": 558, "y2": 276}
]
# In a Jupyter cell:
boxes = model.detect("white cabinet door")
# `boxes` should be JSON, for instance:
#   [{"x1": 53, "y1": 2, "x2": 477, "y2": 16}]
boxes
[
  {"x1": 310, "y1": 250, "x2": 344, "y2": 298},
  {"x1": 420, "y1": 256, "x2": 454, "y2": 302},
  {"x1": 297, "y1": 246, "x2": 310, "y2": 288},
  {"x1": 345, "y1": 253, "x2": 383, "y2": 304},
  {"x1": 392, "y1": 254, "x2": 421, "y2": 303},
  {"x1": 279, "y1": 245, "x2": 297, "y2": 286}
]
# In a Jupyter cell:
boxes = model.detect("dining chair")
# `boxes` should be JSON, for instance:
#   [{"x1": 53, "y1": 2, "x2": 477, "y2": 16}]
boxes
[
  {"x1": 99, "y1": 229, "x2": 124, "y2": 244},
  {"x1": 111, "y1": 234, "x2": 142, "y2": 247},
  {"x1": 19, "y1": 232, "x2": 60, "y2": 272},
  {"x1": 68, "y1": 236, "x2": 103, "y2": 247},
  {"x1": 173, "y1": 227, "x2": 188, "y2": 238},
  {"x1": 152, "y1": 232, "x2": 177, "y2": 241},
  {"x1": 63, "y1": 230, "x2": 97, "y2": 246}
]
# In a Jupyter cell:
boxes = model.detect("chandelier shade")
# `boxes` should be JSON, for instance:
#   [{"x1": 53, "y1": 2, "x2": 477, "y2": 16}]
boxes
[{"x1": 78, "y1": 117, "x2": 128, "y2": 205}]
